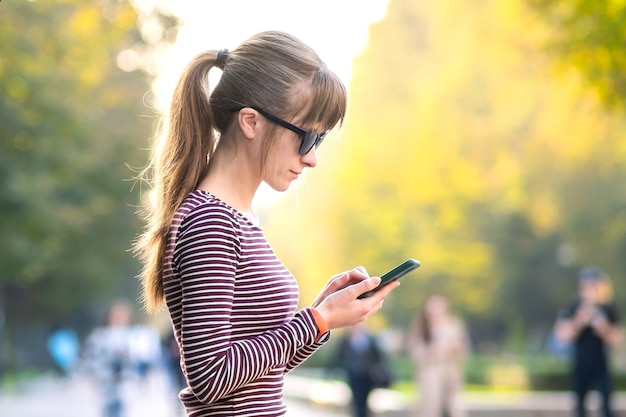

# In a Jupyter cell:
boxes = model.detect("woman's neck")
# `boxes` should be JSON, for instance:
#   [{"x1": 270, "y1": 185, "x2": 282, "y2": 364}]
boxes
[{"x1": 197, "y1": 148, "x2": 260, "y2": 217}]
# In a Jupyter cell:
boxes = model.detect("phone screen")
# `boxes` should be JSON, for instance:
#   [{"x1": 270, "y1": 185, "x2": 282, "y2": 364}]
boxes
[{"x1": 357, "y1": 258, "x2": 421, "y2": 299}]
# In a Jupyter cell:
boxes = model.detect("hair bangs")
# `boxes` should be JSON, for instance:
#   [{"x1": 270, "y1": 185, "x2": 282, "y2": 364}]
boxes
[{"x1": 299, "y1": 67, "x2": 347, "y2": 131}]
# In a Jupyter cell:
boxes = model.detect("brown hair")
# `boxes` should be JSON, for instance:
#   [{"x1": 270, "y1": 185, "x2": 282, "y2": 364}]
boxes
[
  {"x1": 133, "y1": 31, "x2": 347, "y2": 311},
  {"x1": 411, "y1": 306, "x2": 432, "y2": 345}
]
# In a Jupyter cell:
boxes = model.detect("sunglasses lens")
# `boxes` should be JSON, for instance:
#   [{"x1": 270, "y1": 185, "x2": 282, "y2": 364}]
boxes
[
  {"x1": 300, "y1": 132, "x2": 316, "y2": 155},
  {"x1": 300, "y1": 132, "x2": 327, "y2": 155},
  {"x1": 316, "y1": 132, "x2": 327, "y2": 147}
]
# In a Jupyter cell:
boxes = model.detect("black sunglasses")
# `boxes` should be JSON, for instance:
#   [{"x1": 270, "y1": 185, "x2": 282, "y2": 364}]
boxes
[{"x1": 239, "y1": 106, "x2": 327, "y2": 155}]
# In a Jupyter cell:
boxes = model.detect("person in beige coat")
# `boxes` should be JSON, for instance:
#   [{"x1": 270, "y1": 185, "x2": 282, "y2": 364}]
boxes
[{"x1": 409, "y1": 295, "x2": 468, "y2": 417}]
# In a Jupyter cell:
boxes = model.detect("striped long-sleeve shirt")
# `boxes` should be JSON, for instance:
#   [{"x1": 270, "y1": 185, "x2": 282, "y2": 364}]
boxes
[{"x1": 163, "y1": 190, "x2": 329, "y2": 416}]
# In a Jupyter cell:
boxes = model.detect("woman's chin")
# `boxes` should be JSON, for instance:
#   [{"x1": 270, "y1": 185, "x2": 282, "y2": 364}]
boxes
[{"x1": 268, "y1": 180, "x2": 292, "y2": 193}]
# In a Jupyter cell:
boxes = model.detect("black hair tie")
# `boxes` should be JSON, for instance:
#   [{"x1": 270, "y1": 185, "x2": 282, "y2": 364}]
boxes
[{"x1": 216, "y1": 49, "x2": 229, "y2": 69}]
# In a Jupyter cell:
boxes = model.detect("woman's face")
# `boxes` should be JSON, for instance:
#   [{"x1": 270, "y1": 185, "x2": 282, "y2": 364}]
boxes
[
  {"x1": 262, "y1": 116, "x2": 321, "y2": 192},
  {"x1": 425, "y1": 296, "x2": 448, "y2": 318}
]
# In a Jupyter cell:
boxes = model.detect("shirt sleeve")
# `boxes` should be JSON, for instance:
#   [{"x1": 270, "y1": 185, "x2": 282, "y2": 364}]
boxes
[
  {"x1": 173, "y1": 207, "x2": 321, "y2": 404},
  {"x1": 284, "y1": 309, "x2": 330, "y2": 373},
  {"x1": 558, "y1": 299, "x2": 579, "y2": 320}
]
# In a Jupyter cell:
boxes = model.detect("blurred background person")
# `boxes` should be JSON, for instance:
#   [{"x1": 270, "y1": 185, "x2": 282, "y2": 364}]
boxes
[
  {"x1": 409, "y1": 294, "x2": 468, "y2": 417},
  {"x1": 128, "y1": 318, "x2": 163, "y2": 386},
  {"x1": 81, "y1": 299, "x2": 135, "y2": 417},
  {"x1": 554, "y1": 267, "x2": 623, "y2": 417},
  {"x1": 333, "y1": 324, "x2": 392, "y2": 417}
]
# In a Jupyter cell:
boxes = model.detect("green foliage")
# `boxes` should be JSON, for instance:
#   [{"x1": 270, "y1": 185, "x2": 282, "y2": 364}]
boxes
[
  {"x1": 0, "y1": 0, "x2": 178, "y2": 369},
  {"x1": 528, "y1": 0, "x2": 626, "y2": 110},
  {"x1": 376, "y1": 353, "x2": 625, "y2": 392},
  {"x1": 265, "y1": 0, "x2": 626, "y2": 347}
]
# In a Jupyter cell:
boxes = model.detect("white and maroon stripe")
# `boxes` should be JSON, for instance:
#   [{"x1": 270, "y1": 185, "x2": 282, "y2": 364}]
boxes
[{"x1": 162, "y1": 190, "x2": 327, "y2": 416}]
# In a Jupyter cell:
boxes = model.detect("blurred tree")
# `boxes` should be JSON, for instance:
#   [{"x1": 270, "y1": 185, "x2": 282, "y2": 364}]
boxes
[
  {"x1": 0, "y1": 0, "x2": 178, "y2": 370},
  {"x1": 528, "y1": 0, "x2": 626, "y2": 110},
  {"x1": 265, "y1": 0, "x2": 626, "y2": 348}
]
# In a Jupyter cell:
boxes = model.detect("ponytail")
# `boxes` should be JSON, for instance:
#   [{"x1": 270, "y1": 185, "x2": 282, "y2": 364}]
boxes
[
  {"x1": 134, "y1": 31, "x2": 347, "y2": 312},
  {"x1": 134, "y1": 51, "x2": 221, "y2": 312}
]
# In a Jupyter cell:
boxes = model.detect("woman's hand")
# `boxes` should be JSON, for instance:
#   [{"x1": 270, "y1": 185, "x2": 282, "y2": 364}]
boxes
[
  {"x1": 312, "y1": 268, "x2": 400, "y2": 330},
  {"x1": 311, "y1": 266, "x2": 369, "y2": 309}
]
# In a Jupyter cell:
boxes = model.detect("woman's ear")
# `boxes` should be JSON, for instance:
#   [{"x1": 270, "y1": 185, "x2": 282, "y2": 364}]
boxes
[{"x1": 237, "y1": 108, "x2": 258, "y2": 139}]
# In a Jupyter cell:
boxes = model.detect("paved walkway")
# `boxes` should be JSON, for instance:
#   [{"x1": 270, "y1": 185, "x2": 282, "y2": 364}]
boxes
[
  {"x1": 0, "y1": 369, "x2": 346, "y2": 417},
  {"x1": 284, "y1": 373, "x2": 626, "y2": 417},
  {"x1": 1, "y1": 369, "x2": 625, "y2": 417},
  {"x1": 0, "y1": 371, "x2": 182, "y2": 417}
]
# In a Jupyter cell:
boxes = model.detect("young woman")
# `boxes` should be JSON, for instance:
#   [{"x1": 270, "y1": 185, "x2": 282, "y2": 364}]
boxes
[
  {"x1": 133, "y1": 31, "x2": 399, "y2": 416},
  {"x1": 408, "y1": 295, "x2": 468, "y2": 417}
]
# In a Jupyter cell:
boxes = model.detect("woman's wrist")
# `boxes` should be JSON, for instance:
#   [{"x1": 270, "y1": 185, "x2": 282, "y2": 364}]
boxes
[{"x1": 310, "y1": 308, "x2": 330, "y2": 341}]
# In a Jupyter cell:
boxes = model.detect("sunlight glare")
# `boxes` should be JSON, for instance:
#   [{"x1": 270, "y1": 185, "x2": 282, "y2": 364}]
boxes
[{"x1": 148, "y1": 0, "x2": 389, "y2": 207}]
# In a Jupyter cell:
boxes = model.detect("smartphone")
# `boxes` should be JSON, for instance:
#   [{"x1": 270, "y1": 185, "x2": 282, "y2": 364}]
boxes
[{"x1": 357, "y1": 258, "x2": 421, "y2": 299}]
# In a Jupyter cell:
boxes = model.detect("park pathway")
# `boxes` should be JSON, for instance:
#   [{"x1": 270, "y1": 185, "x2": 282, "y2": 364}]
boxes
[
  {"x1": 0, "y1": 369, "x2": 346, "y2": 417},
  {"x1": 1, "y1": 369, "x2": 625, "y2": 417}
]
